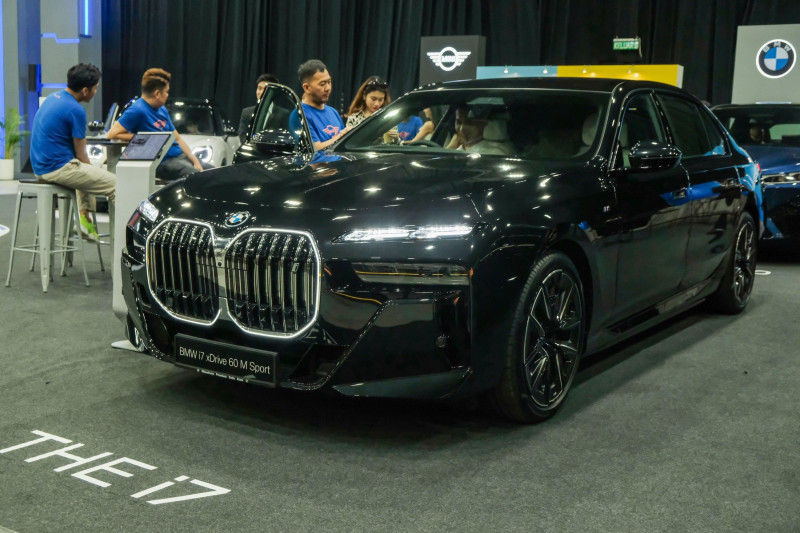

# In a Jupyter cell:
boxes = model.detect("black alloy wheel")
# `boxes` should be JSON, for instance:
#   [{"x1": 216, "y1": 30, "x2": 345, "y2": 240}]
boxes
[
  {"x1": 732, "y1": 217, "x2": 756, "y2": 305},
  {"x1": 707, "y1": 212, "x2": 756, "y2": 314},
  {"x1": 493, "y1": 252, "x2": 586, "y2": 422}
]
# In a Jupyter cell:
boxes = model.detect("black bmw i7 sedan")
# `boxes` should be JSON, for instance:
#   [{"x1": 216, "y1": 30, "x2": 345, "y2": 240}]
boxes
[{"x1": 120, "y1": 77, "x2": 761, "y2": 422}]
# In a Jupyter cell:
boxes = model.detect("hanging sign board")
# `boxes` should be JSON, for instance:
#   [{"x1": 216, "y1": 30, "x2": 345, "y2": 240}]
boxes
[
  {"x1": 419, "y1": 35, "x2": 486, "y2": 86},
  {"x1": 732, "y1": 24, "x2": 800, "y2": 103},
  {"x1": 613, "y1": 38, "x2": 640, "y2": 51}
]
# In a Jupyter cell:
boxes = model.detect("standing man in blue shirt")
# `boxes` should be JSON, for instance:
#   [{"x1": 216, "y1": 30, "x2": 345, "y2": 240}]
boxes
[
  {"x1": 108, "y1": 68, "x2": 210, "y2": 181},
  {"x1": 289, "y1": 60, "x2": 349, "y2": 151},
  {"x1": 30, "y1": 63, "x2": 116, "y2": 240}
]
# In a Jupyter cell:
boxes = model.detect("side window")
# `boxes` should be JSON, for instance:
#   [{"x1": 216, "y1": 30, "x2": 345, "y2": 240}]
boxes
[
  {"x1": 617, "y1": 93, "x2": 665, "y2": 168},
  {"x1": 253, "y1": 87, "x2": 297, "y2": 133},
  {"x1": 250, "y1": 84, "x2": 313, "y2": 154},
  {"x1": 657, "y1": 94, "x2": 718, "y2": 158},
  {"x1": 698, "y1": 110, "x2": 727, "y2": 155}
]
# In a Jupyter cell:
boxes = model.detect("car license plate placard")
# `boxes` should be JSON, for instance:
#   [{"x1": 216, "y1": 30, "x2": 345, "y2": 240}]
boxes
[{"x1": 174, "y1": 334, "x2": 277, "y2": 386}]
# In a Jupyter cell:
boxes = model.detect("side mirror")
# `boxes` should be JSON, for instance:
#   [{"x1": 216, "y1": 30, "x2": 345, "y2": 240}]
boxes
[
  {"x1": 252, "y1": 129, "x2": 296, "y2": 155},
  {"x1": 628, "y1": 141, "x2": 682, "y2": 171}
]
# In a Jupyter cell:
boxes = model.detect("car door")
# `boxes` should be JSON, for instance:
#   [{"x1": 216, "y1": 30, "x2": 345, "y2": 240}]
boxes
[
  {"x1": 656, "y1": 92, "x2": 742, "y2": 288},
  {"x1": 233, "y1": 83, "x2": 314, "y2": 164},
  {"x1": 609, "y1": 91, "x2": 692, "y2": 319}
]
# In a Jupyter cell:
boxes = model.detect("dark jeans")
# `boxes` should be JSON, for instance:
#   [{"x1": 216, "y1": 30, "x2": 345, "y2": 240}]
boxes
[{"x1": 156, "y1": 154, "x2": 213, "y2": 181}]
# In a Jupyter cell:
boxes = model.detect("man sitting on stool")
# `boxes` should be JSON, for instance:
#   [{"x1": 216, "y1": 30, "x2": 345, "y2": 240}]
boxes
[
  {"x1": 30, "y1": 63, "x2": 116, "y2": 241},
  {"x1": 108, "y1": 68, "x2": 210, "y2": 181}
]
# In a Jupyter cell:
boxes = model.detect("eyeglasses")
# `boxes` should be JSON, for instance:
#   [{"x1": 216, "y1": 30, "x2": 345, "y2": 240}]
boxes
[{"x1": 366, "y1": 78, "x2": 388, "y2": 90}]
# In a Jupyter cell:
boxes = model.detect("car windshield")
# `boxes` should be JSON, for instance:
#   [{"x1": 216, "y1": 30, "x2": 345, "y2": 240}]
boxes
[
  {"x1": 713, "y1": 105, "x2": 800, "y2": 147},
  {"x1": 338, "y1": 89, "x2": 609, "y2": 160},
  {"x1": 168, "y1": 105, "x2": 217, "y2": 136}
]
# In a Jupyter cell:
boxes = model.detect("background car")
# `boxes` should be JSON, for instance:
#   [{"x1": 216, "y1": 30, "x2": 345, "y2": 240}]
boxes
[
  {"x1": 713, "y1": 103, "x2": 800, "y2": 248},
  {"x1": 121, "y1": 78, "x2": 760, "y2": 423},
  {"x1": 88, "y1": 98, "x2": 240, "y2": 169},
  {"x1": 166, "y1": 98, "x2": 240, "y2": 167}
]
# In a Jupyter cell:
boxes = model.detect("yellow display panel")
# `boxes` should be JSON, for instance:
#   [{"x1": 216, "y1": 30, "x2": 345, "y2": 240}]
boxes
[{"x1": 557, "y1": 65, "x2": 684, "y2": 87}]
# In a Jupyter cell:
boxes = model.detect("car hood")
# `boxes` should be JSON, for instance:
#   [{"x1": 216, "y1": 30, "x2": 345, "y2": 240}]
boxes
[
  {"x1": 741, "y1": 144, "x2": 800, "y2": 174},
  {"x1": 181, "y1": 152, "x2": 570, "y2": 211}
]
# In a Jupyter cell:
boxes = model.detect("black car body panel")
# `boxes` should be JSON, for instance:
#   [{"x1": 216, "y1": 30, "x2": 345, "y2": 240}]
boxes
[{"x1": 122, "y1": 78, "x2": 761, "y2": 412}]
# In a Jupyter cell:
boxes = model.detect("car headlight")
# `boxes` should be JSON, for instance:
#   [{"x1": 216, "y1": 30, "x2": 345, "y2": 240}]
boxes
[
  {"x1": 762, "y1": 172, "x2": 800, "y2": 184},
  {"x1": 137, "y1": 199, "x2": 160, "y2": 222},
  {"x1": 126, "y1": 200, "x2": 160, "y2": 261},
  {"x1": 192, "y1": 145, "x2": 214, "y2": 164},
  {"x1": 335, "y1": 224, "x2": 474, "y2": 242}
]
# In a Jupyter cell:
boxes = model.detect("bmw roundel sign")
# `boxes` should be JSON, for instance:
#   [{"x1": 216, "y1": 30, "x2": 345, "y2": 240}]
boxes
[
  {"x1": 756, "y1": 40, "x2": 796, "y2": 79},
  {"x1": 225, "y1": 211, "x2": 250, "y2": 227}
]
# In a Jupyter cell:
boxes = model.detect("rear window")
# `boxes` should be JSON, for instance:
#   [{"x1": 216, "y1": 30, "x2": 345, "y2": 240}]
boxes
[{"x1": 658, "y1": 94, "x2": 725, "y2": 157}]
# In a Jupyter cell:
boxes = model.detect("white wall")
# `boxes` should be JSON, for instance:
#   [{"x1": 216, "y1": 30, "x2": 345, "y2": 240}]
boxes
[
  {"x1": 732, "y1": 24, "x2": 800, "y2": 104},
  {"x1": 1, "y1": 0, "x2": 103, "y2": 170}
]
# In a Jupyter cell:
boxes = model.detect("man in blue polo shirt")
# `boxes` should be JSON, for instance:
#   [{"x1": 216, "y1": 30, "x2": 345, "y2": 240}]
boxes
[
  {"x1": 30, "y1": 63, "x2": 116, "y2": 240},
  {"x1": 288, "y1": 60, "x2": 349, "y2": 151},
  {"x1": 108, "y1": 67, "x2": 210, "y2": 180}
]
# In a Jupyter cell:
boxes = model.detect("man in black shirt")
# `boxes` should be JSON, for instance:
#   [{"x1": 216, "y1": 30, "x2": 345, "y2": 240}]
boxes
[{"x1": 238, "y1": 73, "x2": 279, "y2": 144}]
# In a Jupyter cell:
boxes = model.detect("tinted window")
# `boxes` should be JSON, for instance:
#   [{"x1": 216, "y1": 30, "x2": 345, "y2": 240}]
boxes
[
  {"x1": 253, "y1": 87, "x2": 297, "y2": 133},
  {"x1": 617, "y1": 92, "x2": 665, "y2": 168},
  {"x1": 658, "y1": 94, "x2": 714, "y2": 158},
  {"x1": 340, "y1": 89, "x2": 608, "y2": 161},
  {"x1": 697, "y1": 109, "x2": 727, "y2": 155},
  {"x1": 712, "y1": 105, "x2": 800, "y2": 147}
]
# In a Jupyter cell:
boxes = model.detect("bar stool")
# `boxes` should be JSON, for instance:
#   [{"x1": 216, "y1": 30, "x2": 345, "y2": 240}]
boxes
[
  {"x1": 54, "y1": 207, "x2": 106, "y2": 274},
  {"x1": 5, "y1": 179, "x2": 90, "y2": 292}
]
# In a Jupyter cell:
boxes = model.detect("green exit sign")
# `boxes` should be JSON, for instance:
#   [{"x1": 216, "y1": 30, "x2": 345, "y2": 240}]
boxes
[{"x1": 613, "y1": 38, "x2": 640, "y2": 51}]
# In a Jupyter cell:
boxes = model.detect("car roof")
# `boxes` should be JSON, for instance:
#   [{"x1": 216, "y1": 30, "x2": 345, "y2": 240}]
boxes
[{"x1": 417, "y1": 76, "x2": 681, "y2": 94}]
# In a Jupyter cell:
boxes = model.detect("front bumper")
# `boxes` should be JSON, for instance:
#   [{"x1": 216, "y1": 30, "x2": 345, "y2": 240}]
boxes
[{"x1": 121, "y1": 247, "x2": 473, "y2": 400}]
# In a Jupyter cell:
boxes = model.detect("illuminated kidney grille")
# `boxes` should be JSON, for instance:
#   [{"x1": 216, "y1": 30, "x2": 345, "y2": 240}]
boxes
[
  {"x1": 224, "y1": 231, "x2": 318, "y2": 334},
  {"x1": 147, "y1": 221, "x2": 219, "y2": 321}
]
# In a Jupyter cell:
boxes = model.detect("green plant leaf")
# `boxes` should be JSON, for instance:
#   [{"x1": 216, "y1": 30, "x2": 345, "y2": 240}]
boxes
[{"x1": 1, "y1": 108, "x2": 31, "y2": 159}]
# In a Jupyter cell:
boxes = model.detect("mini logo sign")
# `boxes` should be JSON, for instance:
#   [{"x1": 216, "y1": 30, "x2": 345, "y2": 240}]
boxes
[
  {"x1": 225, "y1": 212, "x2": 250, "y2": 227},
  {"x1": 756, "y1": 40, "x2": 796, "y2": 79},
  {"x1": 427, "y1": 47, "x2": 471, "y2": 72}
]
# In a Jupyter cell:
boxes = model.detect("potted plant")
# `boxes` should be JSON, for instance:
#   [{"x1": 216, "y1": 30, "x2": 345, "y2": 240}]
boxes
[{"x1": 0, "y1": 108, "x2": 30, "y2": 180}]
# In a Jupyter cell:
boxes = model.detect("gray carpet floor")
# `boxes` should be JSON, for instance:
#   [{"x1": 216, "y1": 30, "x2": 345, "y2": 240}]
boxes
[{"x1": 0, "y1": 186, "x2": 798, "y2": 532}]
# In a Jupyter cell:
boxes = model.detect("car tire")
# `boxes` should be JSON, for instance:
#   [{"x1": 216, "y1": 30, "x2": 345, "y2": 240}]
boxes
[
  {"x1": 706, "y1": 211, "x2": 756, "y2": 314},
  {"x1": 491, "y1": 252, "x2": 586, "y2": 423}
]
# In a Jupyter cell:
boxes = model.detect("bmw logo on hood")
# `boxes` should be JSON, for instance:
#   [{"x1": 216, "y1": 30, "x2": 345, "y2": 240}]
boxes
[{"x1": 225, "y1": 211, "x2": 250, "y2": 227}]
